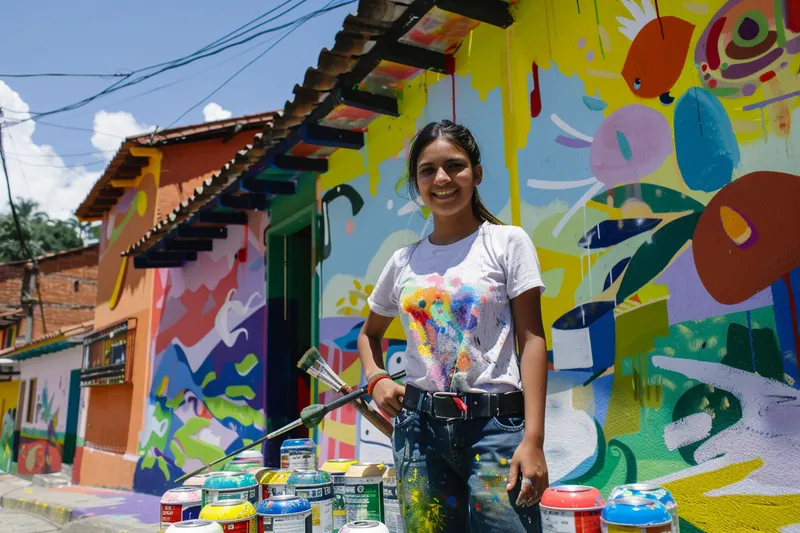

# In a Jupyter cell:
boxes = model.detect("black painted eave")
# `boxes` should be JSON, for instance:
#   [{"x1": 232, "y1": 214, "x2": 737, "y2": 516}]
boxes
[
  {"x1": 337, "y1": 87, "x2": 399, "y2": 117},
  {"x1": 164, "y1": 239, "x2": 213, "y2": 252},
  {"x1": 220, "y1": 193, "x2": 269, "y2": 211},
  {"x1": 199, "y1": 211, "x2": 249, "y2": 225},
  {"x1": 241, "y1": 178, "x2": 297, "y2": 195},
  {"x1": 133, "y1": 256, "x2": 184, "y2": 269},
  {"x1": 177, "y1": 226, "x2": 228, "y2": 240},
  {"x1": 301, "y1": 124, "x2": 365, "y2": 150},
  {"x1": 436, "y1": 0, "x2": 514, "y2": 28},
  {"x1": 383, "y1": 42, "x2": 450, "y2": 74},
  {"x1": 271, "y1": 155, "x2": 329, "y2": 173}
]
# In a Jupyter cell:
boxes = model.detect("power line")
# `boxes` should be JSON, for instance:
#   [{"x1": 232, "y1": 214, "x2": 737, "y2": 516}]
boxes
[
  {"x1": 0, "y1": 72, "x2": 130, "y2": 79},
  {"x1": 3, "y1": 149, "x2": 115, "y2": 158},
  {"x1": 167, "y1": 0, "x2": 352, "y2": 128},
  {"x1": 5, "y1": 157, "x2": 106, "y2": 169}
]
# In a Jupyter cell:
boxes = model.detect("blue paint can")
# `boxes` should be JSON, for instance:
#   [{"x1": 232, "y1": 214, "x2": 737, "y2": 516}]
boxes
[
  {"x1": 601, "y1": 497, "x2": 672, "y2": 533},
  {"x1": 281, "y1": 439, "x2": 317, "y2": 471},
  {"x1": 202, "y1": 472, "x2": 260, "y2": 508},
  {"x1": 608, "y1": 484, "x2": 679, "y2": 533},
  {"x1": 257, "y1": 495, "x2": 312, "y2": 533}
]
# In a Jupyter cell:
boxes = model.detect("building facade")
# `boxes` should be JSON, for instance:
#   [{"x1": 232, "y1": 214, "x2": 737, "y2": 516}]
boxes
[
  {"x1": 122, "y1": 1, "x2": 800, "y2": 530},
  {"x1": 75, "y1": 113, "x2": 274, "y2": 491}
]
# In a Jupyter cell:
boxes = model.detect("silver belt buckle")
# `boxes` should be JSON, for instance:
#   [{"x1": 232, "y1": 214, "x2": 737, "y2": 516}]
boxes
[{"x1": 432, "y1": 391, "x2": 467, "y2": 420}]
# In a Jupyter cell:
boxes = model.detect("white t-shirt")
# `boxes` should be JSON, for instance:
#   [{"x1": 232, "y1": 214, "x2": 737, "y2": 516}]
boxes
[{"x1": 368, "y1": 222, "x2": 545, "y2": 393}]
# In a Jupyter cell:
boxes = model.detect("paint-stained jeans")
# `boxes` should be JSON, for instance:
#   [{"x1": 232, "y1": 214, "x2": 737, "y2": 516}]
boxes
[{"x1": 392, "y1": 406, "x2": 542, "y2": 533}]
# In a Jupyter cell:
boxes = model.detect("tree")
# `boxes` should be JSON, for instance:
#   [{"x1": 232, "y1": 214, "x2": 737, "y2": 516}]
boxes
[{"x1": 0, "y1": 198, "x2": 83, "y2": 262}]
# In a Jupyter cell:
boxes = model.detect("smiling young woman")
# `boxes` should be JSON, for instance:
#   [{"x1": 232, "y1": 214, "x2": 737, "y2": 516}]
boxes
[{"x1": 357, "y1": 120, "x2": 549, "y2": 533}]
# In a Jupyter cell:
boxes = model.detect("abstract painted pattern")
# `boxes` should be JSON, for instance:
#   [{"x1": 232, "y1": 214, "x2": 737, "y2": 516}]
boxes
[{"x1": 314, "y1": 0, "x2": 800, "y2": 530}]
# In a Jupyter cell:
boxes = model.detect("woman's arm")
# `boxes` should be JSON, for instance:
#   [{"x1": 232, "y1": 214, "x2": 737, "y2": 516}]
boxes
[
  {"x1": 358, "y1": 311, "x2": 406, "y2": 417},
  {"x1": 506, "y1": 286, "x2": 549, "y2": 506}
]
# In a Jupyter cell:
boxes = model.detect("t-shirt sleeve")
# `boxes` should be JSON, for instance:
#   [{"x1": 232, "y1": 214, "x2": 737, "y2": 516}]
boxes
[
  {"x1": 367, "y1": 252, "x2": 400, "y2": 317},
  {"x1": 505, "y1": 227, "x2": 546, "y2": 299}
]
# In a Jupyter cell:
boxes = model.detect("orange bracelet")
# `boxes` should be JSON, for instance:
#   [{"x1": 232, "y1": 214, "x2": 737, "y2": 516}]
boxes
[{"x1": 368, "y1": 375, "x2": 392, "y2": 397}]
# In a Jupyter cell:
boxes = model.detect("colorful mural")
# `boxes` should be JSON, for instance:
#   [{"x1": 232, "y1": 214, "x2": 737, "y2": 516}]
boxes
[
  {"x1": 17, "y1": 349, "x2": 83, "y2": 476},
  {"x1": 315, "y1": 1, "x2": 800, "y2": 531},
  {"x1": 133, "y1": 213, "x2": 268, "y2": 495}
]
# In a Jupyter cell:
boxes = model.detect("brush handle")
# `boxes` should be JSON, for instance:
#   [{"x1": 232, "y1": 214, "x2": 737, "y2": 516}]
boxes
[{"x1": 351, "y1": 396, "x2": 394, "y2": 438}]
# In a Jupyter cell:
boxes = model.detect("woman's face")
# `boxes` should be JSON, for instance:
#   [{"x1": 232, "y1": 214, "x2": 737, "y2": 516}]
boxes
[{"x1": 414, "y1": 138, "x2": 482, "y2": 218}]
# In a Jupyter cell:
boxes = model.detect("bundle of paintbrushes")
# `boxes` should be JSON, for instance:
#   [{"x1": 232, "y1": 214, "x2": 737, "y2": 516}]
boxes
[{"x1": 298, "y1": 347, "x2": 394, "y2": 438}]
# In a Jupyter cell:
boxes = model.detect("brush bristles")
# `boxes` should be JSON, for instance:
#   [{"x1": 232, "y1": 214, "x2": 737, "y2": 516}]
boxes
[{"x1": 298, "y1": 347, "x2": 322, "y2": 371}]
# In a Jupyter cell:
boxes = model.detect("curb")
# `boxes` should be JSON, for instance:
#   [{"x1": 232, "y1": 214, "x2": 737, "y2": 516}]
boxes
[{"x1": 0, "y1": 494, "x2": 74, "y2": 525}]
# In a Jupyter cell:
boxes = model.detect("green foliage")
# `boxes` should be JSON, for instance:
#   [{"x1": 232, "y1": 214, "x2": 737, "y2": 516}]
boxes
[{"x1": 0, "y1": 198, "x2": 96, "y2": 262}]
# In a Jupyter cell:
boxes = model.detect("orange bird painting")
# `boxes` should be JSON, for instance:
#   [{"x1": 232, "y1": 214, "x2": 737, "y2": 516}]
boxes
[{"x1": 618, "y1": 0, "x2": 695, "y2": 105}]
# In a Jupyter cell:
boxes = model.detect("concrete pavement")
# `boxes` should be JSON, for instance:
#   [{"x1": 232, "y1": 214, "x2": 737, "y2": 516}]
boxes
[{"x1": 0, "y1": 474, "x2": 160, "y2": 533}]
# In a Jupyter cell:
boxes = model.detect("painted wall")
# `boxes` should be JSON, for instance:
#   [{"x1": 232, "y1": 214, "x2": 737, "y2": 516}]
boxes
[
  {"x1": 17, "y1": 346, "x2": 83, "y2": 476},
  {"x1": 0, "y1": 380, "x2": 19, "y2": 472},
  {"x1": 316, "y1": 1, "x2": 800, "y2": 531},
  {"x1": 133, "y1": 211, "x2": 268, "y2": 496}
]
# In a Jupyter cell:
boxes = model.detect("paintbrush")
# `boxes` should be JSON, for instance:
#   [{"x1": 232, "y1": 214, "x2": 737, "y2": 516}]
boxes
[
  {"x1": 298, "y1": 346, "x2": 395, "y2": 439},
  {"x1": 174, "y1": 370, "x2": 406, "y2": 483}
]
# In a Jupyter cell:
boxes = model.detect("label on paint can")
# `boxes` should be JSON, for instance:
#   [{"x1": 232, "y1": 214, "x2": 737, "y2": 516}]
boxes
[
  {"x1": 161, "y1": 502, "x2": 202, "y2": 529},
  {"x1": 293, "y1": 486, "x2": 333, "y2": 533},
  {"x1": 381, "y1": 473, "x2": 402, "y2": 533},
  {"x1": 541, "y1": 507, "x2": 601, "y2": 533},
  {"x1": 216, "y1": 519, "x2": 257, "y2": 533},
  {"x1": 205, "y1": 487, "x2": 260, "y2": 507},
  {"x1": 260, "y1": 512, "x2": 312, "y2": 533},
  {"x1": 328, "y1": 473, "x2": 347, "y2": 532},
  {"x1": 344, "y1": 477, "x2": 383, "y2": 523}
]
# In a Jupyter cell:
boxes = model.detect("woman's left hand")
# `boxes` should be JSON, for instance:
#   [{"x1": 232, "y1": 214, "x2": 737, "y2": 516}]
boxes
[{"x1": 506, "y1": 436, "x2": 549, "y2": 507}]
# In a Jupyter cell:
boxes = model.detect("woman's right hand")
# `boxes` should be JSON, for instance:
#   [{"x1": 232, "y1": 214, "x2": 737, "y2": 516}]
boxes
[{"x1": 372, "y1": 379, "x2": 406, "y2": 418}]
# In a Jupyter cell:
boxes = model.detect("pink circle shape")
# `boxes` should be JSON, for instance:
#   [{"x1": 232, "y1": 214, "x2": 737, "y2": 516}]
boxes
[{"x1": 589, "y1": 104, "x2": 674, "y2": 187}]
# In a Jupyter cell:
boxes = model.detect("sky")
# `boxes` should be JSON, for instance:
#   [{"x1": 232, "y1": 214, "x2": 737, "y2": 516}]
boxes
[{"x1": 0, "y1": 0, "x2": 354, "y2": 219}]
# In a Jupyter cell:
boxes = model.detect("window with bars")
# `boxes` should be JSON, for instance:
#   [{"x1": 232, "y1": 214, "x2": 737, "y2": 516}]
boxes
[{"x1": 80, "y1": 319, "x2": 136, "y2": 387}]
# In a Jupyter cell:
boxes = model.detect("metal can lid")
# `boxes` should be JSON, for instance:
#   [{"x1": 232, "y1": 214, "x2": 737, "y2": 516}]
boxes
[
  {"x1": 207, "y1": 499, "x2": 247, "y2": 507},
  {"x1": 257, "y1": 495, "x2": 312, "y2": 514},
  {"x1": 288, "y1": 470, "x2": 331, "y2": 485},
  {"x1": 281, "y1": 438, "x2": 315, "y2": 447},
  {"x1": 166, "y1": 486, "x2": 202, "y2": 494},
  {"x1": 345, "y1": 521, "x2": 383, "y2": 529},
  {"x1": 203, "y1": 472, "x2": 258, "y2": 489},
  {"x1": 168, "y1": 520, "x2": 217, "y2": 529},
  {"x1": 541, "y1": 485, "x2": 604, "y2": 510},
  {"x1": 601, "y1": 497, "x2": 672, "y2": 526},
  {"x1": 621, "y1": 483, "x2": 662, "y2": 492}
]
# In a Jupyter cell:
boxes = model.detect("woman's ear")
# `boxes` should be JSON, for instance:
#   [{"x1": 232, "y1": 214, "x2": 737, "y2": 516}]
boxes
[{"x1": 475, "y1": 164, "x2": 484, "y2": 186}]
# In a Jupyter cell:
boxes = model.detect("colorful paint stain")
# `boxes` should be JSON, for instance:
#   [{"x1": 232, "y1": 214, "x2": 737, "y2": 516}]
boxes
[{"x1": 311, "y1": 1, "x2": 800, "y2": 532}]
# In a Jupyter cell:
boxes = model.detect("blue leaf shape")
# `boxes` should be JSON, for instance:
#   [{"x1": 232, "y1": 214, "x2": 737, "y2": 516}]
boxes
[
  {"x1": 616, "y1": 130, "x2": 633, "y2": 161},
  {"x1": 604, "y1": 257, "x2": 632, "y2": 290},
  {"x1": 579, "y1": 218, "x2": 662, "y2": 249},
  {"x1": 583, "y1": 95, "x2": 608, "y2": 111}
]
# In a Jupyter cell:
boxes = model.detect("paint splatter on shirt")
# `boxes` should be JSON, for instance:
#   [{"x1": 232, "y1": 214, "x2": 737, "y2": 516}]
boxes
[{"x1": 368, "y1": 223, "x2": 545, "y2": 393}]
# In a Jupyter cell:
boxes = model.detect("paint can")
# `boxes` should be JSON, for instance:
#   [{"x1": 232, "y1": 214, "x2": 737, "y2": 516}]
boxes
[
  {"x1": 262, "y1": 470, "x2": 294, "y2": 499},
  {"x1": 600, "y1": 497, "x2": 672, "y2": 533},
  {"x1": 251, "y1": 467, "x2": 276, "y2": 479},
  {"x1": 281, "y1": 439, "x2": 317, "y2": 471},
  {"x1": 228, "y1": 449, "x2": 264, "y2": 472},
  {"x1": 339, "y1": 521, "x2": 389, "y2": 533},
  {"x1": 608, "y1": 484, "x2": 679, "y2": 533},
  {"x1": 287, "y1": 470, "x2": 334, "y2": 533},
  {"x1": 184, "y1": 472, "x2": 226, "y2": 488},
  {"x1": 161, "y1": 486, "x2": 203, "y2": 530},
  {"x1": 381, "y1": 466, "x2": 403, "y2": 533},
  {"x1": 164, "y1": 520, "x2": 224, "y2": 533},
  {"x1": 203, "y1": 472, "x2": 260, "y2": 507},
  {"x1": 199, "y1": 500, "x2": 258, "y2": 533},
  {"x1": 256, "y1": 495, "x2": 312, "y2": 533},
  {"x1": 344, "y1": 463, "x2": 385, "y2": 523},
  {"x1": 320, "y1": 459, "x2": 358, "y2": 533},
  {"x1": 540, "y1": 485, "x2": 604, "y2": 533}
]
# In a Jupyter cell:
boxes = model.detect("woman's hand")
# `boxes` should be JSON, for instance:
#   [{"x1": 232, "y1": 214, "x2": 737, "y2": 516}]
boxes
[
  {"x1": 372, "y1": 379, "x2": 406, "y2": 418},
  {"x1": 506, "y1": 436, "x2": 549, "y2": 507}
]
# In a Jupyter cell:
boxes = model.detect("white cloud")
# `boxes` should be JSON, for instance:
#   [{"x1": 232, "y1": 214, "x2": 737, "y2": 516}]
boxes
[
  {"x1": 0, "y1": 81, "x2": 103, "y2": 220},
  {"x1": 203, "y1": 102, "x2": 232, "y2": 122},
  {"x1": 91, "y1": 110, "x2": 154, "y2": 161}
]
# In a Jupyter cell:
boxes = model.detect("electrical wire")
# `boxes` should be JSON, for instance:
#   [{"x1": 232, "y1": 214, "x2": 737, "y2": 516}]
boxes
[
  {"x1": 0, "y1": 117, "x2": 47, "y2": 333},
  {"x1": 3, "y1": 149, "x2": 115, "y2": 158},
  {"x1": 166, "y1": 0, "x2": 351, "y2": 128},
  {"x1": 0, "y1": 72, "x2": 130, "y2": 79},
  {"x1": 5, "y1": 157, "x2": 106, "y2": 169}
]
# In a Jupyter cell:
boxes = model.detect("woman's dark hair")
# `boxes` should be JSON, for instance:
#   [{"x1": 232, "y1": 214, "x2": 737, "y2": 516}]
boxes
[{"x1": 406, "y1": 119, "x2": 503, "y2": 225}]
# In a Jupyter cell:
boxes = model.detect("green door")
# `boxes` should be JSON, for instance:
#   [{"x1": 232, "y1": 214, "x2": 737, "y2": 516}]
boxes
[{"x1": 62, "y1": 369, "x2": 81, "y2": 465}]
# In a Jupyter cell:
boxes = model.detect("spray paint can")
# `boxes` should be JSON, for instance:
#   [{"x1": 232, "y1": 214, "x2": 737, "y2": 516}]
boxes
[
  {"x1": 164, "y1": 520, "x2": 224, "y2": 533},
  {"x1": 344, "y1": 463, "x2": 385, "y2": 523},
  {"x1": 608, "y1": 484, "x2": 679, "y2": 533},
  {"x1": 281, "y1": 439, "x2": 317, "y2": 471},
  {"x1": 161, "y1": 487, "x2": 203, "y2": 530},
  {"x1": 600, "y1": 497, "x2": 672, "y2": 533},
  {"x1": 381, "y1": 466, "x2": 403, "y2": 533},
  {"x1": 321, "y1": 459, "x2": 358, "y2": 533},
  {"x1": 287, "y1": 470, "x2": 334, "y2": 533},
  {"x1": 264, "y1": 470, "x2": 294, "y2": 499},
  {"x1": 203, "y1": 472, "x2": 260, "y2": 507},
  {"x1": 228, "y1": 449, "x2": 264, "y2": 472},
  {"x1": 200, "y1": 500, "x2": 258, "y2": 533},
  {"x1": 340, "y1": 521, "x2": 389, "y2": 533},
  {"x1": 256, "y1": 495, "x2": 312, "y2": 533},
  {"x1": 540, "y1": 485, "x2": 605, "y2": 533}
]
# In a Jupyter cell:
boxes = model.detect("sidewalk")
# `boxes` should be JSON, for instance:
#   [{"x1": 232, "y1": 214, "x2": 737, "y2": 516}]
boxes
[{"x1": 0, "y1": 474, "x2": 160, "y2": 532}]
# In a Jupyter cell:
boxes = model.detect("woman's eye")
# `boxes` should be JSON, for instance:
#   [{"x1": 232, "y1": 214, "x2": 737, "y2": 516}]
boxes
[{"x1": 419, "y1": 168, "x2": 434, "y2": 176}]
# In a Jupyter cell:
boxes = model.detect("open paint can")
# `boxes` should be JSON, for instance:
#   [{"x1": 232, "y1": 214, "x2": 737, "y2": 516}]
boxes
[
  {"x1": 540, "y1": 485, "x2": 605, "y2": 533},
  {"x1": 601, "y1": 497, "x2": 672, "y2": 533}
]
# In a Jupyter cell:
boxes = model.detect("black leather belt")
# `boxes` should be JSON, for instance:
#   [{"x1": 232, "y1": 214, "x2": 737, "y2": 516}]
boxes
[{"x1": 403, "y1": 384, "x2": 524, "y2": 420}]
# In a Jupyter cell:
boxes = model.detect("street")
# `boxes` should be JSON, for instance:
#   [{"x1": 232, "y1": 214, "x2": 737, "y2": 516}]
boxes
[{"x1": 0, "y1": 507, "x2": 59, "y2": 532}]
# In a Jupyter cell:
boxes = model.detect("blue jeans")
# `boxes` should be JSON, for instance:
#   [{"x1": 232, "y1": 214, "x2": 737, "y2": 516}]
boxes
[{"x1": 392, "y1": 405, "x2": 542, "y2": 533}]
